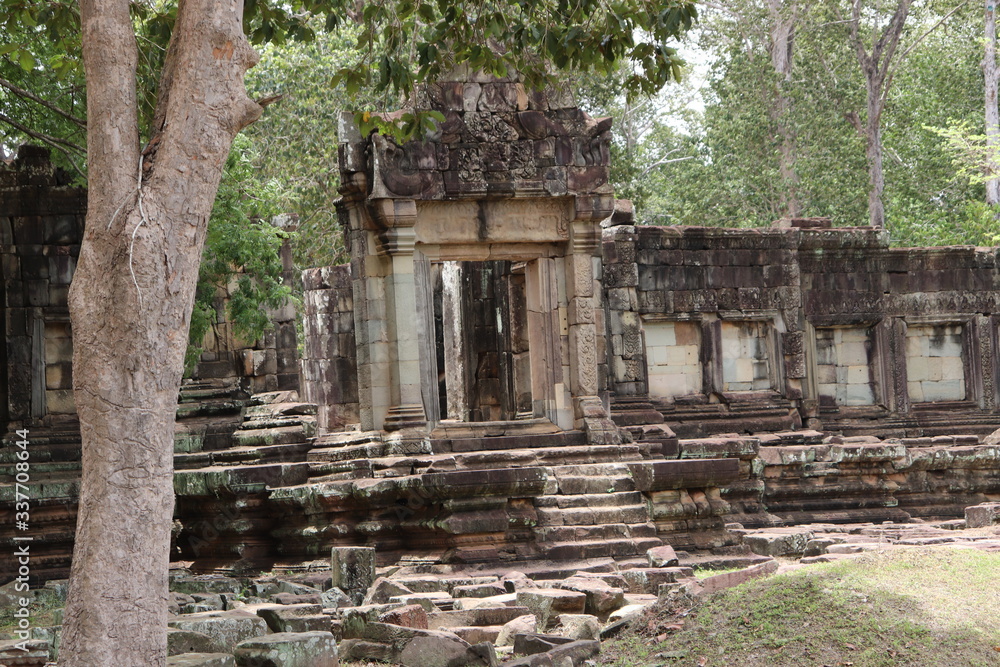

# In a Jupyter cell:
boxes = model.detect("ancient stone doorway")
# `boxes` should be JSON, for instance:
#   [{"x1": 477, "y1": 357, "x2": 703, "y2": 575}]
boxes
[{"x1": 434, "y1": 260, "x2": 532, "y2": 423}]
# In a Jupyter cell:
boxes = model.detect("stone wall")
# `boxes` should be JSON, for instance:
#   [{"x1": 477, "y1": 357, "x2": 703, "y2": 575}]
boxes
[
  {"x1": 607, "y1": 222, "x2": 1000, "y2": 438},
  {"x1": 0, "y1": 147, "x2": 299, "y2": 432},
  {"x1": 301, "y1": 265, "x2": 359, "y2": 431},
  {"x1": 0, "y1": 146, "x2": 85, "y2": 427}
]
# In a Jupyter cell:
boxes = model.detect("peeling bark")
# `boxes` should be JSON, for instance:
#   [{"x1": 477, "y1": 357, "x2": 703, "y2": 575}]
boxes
[{"x1": 59, "y1": 0, "x2": 261, "y2": 664}]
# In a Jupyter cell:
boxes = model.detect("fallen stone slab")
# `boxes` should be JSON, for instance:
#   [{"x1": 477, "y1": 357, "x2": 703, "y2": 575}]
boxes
[
  {"x1": 553, "y1": 614, "x2": 601, "y2": 640},
  {"x1": 512, "y1": 633, "x2": 575, "y2": 655},
  {"x1": 646, "y1": 545, "x2": 679, "y2": 567},
  {"x1": 826, "y1": 543, "x2": 882, "y2": 554},
  {"x1": 516, "y1": 589, "x2": 587, "y2": 629},
  {"x1": 607, "y1": 603, "x2": 651, "y2": 624},
  {"x1": 168, "y1": 653, "x2": 236, "y2": 667},
  {"x1": 171, "y1": 575, "x2": 245, "y2": 596},
  {"x1": 453, "y1": 582, "x2": 508, "y2": 598},
  {"x1": 341, "y1": 603, "x2": 405, "y2": 638},
  {"x1": 429, "y1": 606, "x2": 531, "y2": 629},
  {"x1": 364, "y1": 576, "x2": 413, "y2": 605},
  {"x1": 256, "y1": 604, "x2": 330, "y2": 633},
  {"x1": 343, "y1": 622, "x2": 497, "y2": 667},
  {"x1": 744, "y1": 531, "x2": 813, "y2": 557},
  {"x1": 452, "y1": 625, "x2": 502, "y2": 644},
  {"x1": 234, "y1": 631, "x2": 338, "y2": 667},
  {"x1": 501, "y1": 639, "x2": 600, "y2": 667},
  {"x1": 965, "y1": 503, "x2": 1000, "y2": 528},
  {"x1": 168, "y1": 629, "x2": 218, "y2": 656},
  {"x1": 380, "y1": 603, "x2": 429, "y2": 629},
  {"x1": 454, "y1": 593, "x2": 519, "y2": 610},
  {"x1": 800, "y1": 553, "x2": 863, "y2": 564},
  {"x1": 495, "y1": 614, "x2": 537, "y2": 647},
  {"x1": 694, "y1": 559, "x2": 779, "y2": 596},
  {"x1": 389, "y1": 592, "x2": 454, "y2": 610},
  {"x1": 619, "y1": 567, "x2": 694, "y2": 594},
  {"x1": 553, "y1": 577, "x2": 624, "y2": 617},
  {"x1": 168, "y1": 609, "x2": 269, "y2": 652}
]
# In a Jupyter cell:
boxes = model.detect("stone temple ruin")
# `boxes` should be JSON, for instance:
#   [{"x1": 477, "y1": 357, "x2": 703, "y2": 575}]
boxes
[{"x1": 2, "y1": 73, "x2": 1000, "y2": 664}]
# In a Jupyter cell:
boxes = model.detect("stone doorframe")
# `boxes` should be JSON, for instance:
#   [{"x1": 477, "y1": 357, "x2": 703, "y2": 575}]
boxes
[{"x1": 341, "y1": 193, "x2": 613, "y2": 437}]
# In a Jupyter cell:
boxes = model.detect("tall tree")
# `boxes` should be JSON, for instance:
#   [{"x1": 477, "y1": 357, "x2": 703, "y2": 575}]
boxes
[
  {"x1": 0, "y1": 0, "x2": 701, "y2": 664},
  {"x1": 985, "y1": 0, "x2": 1000, "y2": 205},
  {"x1": 843, "y1": 0, "x2": 912, "y2": 229}
]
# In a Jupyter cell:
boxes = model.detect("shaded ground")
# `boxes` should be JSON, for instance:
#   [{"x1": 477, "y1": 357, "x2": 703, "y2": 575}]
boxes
[{"x1": 601, "y1": 547, "x2": 1000, "y2": 667}]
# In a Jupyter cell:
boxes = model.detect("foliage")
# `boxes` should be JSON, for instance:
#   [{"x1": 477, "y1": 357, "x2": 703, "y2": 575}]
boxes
[
  {"x1": 596, "y1": 0, "x2": 992, "y2": 248},
  {"x1": 243, "y1": 22, "x2": 378, "y2": 269},
  {"x1": 186, "y1": 135, "x2": 293, "y2": 374}
]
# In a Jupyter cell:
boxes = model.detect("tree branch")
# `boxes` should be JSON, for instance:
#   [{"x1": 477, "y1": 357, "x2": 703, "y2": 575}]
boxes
[
  {"x1": 0, "y1": 111, "x2": 86, "y2": 178},
  {"x1": 0, "y1": 75, "x2": 87, "y2": 128},
  {"x1": 0, "y1": 111, "x2": 86, "y2": 152},
  {"x1": 882, "y1": 0, "x2": 970, "y2": 103}
]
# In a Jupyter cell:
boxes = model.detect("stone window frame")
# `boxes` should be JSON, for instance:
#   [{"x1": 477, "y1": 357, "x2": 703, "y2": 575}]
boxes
[
  {"x1": 641, "y1": 310, "x2": 788, "y2": 402},
  {"x1": 709, "y1": 310, "x2": 787, "y2": 400},
  {"x1": 805, "y1": 319, "x2": 888, "y2": 415},
  {"x1": 897, "y1": 314, "x2": 980, "y2": 412},
  {"x1": 638, "y1": 312, "x2": 704, "y2": 403}
]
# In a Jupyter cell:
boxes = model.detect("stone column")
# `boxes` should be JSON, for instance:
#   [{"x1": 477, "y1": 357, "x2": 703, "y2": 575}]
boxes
[
  {"x1": 567, "y1": 214, "x2": 621, "y2": 443},
  {"x1": 381, "y1": 222, "x2": 429, "y2": 431},
  {"x1": 440, "y1": 262, "x2": 470, "y2": 420},
  {"x1": 526, "y1": 257, "x2": 571, "y2": 429}
]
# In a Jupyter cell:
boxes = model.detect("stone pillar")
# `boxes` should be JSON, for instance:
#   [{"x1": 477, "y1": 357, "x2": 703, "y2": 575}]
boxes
[
  {"x1": 526, "y1": 257, "x2": 571, "y2": 429},
  {"x1": 441, "y1": 262, "x2": 469, "y2": 421},
  {"x1": 567, "y1": 209, "x2": 621, "y2": 444},
  {"x1": 368, "y1": 199, "x2": 436, "y2": 431}
]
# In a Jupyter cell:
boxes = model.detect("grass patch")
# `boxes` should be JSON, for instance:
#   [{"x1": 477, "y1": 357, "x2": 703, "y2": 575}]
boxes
[{"x1": 602, "y1": 547, "x2": 1000, "y2": 667}]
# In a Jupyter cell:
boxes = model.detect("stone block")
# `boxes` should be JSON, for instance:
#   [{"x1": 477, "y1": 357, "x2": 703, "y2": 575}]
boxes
[
  {"x1": 494, "y1": 614, "x2": 537, "y2": 647},
  {"x1": 645, "y1": 545, "x2": 679, "y2": 567},
  {"x1": 256, "y1": 604, "x2": 330, "y2": 633},
  {"x1": 965, "y1": 503, "x2": 1000, "y2": 528},
  {"x1": 380, "y1": 604, "x2": 429, "y2": 629},
  {"x1": 168, "y1": 610, "x2": 269, "y2": 652},
  {"x1": 233, "y1": 631, "x2": 339, "y2": 667},
  {"x1": 552, "y1": 614, "x2": 601, "y2": 640},
  {"x1": 553, "y1": 577, "x2": 624, "y2": 616},
  {"x1": 516, "y1": 588, "x2": 586, "y2": 629},
  {"x1": 331, "y1": 546, "x2": 376, "y2": 598},
  {"x1": 168, "y1": 630, "x2": 218, "y2": 657}
]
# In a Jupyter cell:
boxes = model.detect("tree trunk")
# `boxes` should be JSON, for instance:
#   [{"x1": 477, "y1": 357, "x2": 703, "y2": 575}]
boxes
[
  {"x1": 986, "y1": 0, "x2": 1000, "y2": 205},
  {"x1": 59, "y1": 1, "x2": 261, "y2": 665},
  {"x1": 847, "y1": 0, "x2": 912, "y2": 229},
  {"x1": 768, "y1": 0, "x2": 801, "y2": 217},
  {"x1": 865, "y1": 82, "x2": 886, "y2": 228}
]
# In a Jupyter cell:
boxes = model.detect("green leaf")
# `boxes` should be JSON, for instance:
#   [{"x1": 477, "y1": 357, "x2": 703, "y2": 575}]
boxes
[{"x1": 17, "y1": 48, "x2": 35, "y2": 71}]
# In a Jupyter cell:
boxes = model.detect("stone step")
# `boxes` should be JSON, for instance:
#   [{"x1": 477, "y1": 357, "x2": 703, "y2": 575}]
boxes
[
  {"x1": 534, "y1": 522, "x2": 659, "y2": 543},
  {"x1": 550, "y1": 475, "x2": 636, "y2": 494},
  {"x1": 0, "y1": 459, "x2": 81, "y2": 478},
  {"x1": 243, "y1": 402, "x2": 318, "y2": 419},
  {"x1": 173, "y1": 443, "x2": 313, "y2": 470},
  {"x1": 306, "y1": 443, "x2": 648, "y2": 473},
  {"x1": 540, "y1": 537, "x2": 663, "y2": 560},
  {"x1": 535, "y1": 504, "x2": 651, "y2": 527},
  {"x1": 534, "y1": 491, "x2": 646, "y2": 509},
  {"x1": 432, "y1": 431, "x2": 589, "y2": 454},
  {"x1": 233, "y1": 425, "x2": 313, "y2": 448},
  {"x1": 238, "y1": 415, "x2": 317, "y2": 432},
  {"x1": 175, "y1": 399, "x2": 247, "y2": 420}
]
